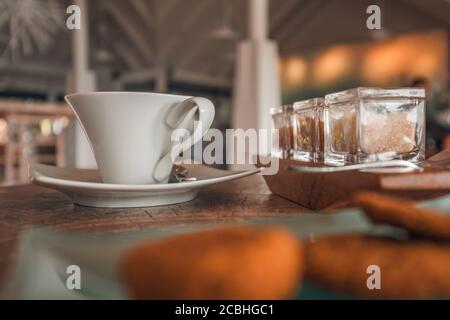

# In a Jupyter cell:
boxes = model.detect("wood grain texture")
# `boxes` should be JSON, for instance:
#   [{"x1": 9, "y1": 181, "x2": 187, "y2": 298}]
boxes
[{"x1": 0, "y1": 174, "x2": 306, "y2": 286}]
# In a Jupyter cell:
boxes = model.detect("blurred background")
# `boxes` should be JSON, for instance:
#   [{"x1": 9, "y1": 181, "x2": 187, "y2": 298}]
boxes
[{"x1": 0, "y1": 0, "x2": 449, "y2": 185}]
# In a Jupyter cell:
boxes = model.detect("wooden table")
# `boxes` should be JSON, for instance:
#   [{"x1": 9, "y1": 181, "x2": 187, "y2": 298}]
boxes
[{"x1": 0, "y1": 174, "x2": 306, "y2": 287}]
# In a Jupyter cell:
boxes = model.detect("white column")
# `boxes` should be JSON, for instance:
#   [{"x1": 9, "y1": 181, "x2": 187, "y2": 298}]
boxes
[
  {"x1": 249, "y1": 0, "x2": 268, "y2": 40},
  {"x1": 231, "y1": 0, "x2": 281, "y2": 156},
  {"x1": 67, "y1": 0, "x2": 97, "y2": 168}
]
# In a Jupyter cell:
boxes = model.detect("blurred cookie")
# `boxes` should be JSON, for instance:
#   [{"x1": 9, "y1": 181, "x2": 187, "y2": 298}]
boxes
[
  {"x1": 305, "y1": 235, "x2": 450, "y2": 299},
  {"x1": 121, "y1": 226, "x2": 303, "y2": 299},
  {"x1": 352, "y1": 191, "x2": 450, "y2": 240}
]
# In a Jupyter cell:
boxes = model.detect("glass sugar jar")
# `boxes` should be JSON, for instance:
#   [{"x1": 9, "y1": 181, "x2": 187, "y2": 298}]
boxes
[
  {"x1": 293, "y1": 98, "x2": 325, "y2": 161},
  {"x1": 270, "y1": 104, "x2": 294, "y2": 158},
  {"x1": 324, "y1": 87, "x2": 426, "y2": 165}
]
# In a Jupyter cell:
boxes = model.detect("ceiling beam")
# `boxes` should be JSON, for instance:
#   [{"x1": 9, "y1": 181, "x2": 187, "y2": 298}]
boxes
[
  {"x1": 119, "y1": 67, "x2": 231, "y2": 89},
  {"x1": 119, "y1": 68, "x2": 158, "y2": 84},
  {"x1": 269, "y1": 0, "x2": 301, "y2": 36},
  {"x1": 175, "y1": 0, "x2": 246, "y2": 80},
  {"x1": 274, "y1": 0, "x2": 324, "y2": 46},
  {"x1": 174, "y1": 38, "x2": 208, "y2": 68},
  {"x1": 157, "y1": 0, "x2": 178, "y2": 23},
  {"x1": 171, "y1": 3, "x2": 243, "y2": 68},
  {"x1": 113, "y1": 42, "x2": 142, "y2": 70},
  {"x1": 104, "y1": 15, "x2": 145, "y2": 71},
  {"x1": 129, "y1": 0, "x2": 155, "y2": 28},
  {"x1": 172, "y1": 68, "x2": 231, "y2": 88},
  {"x1": 103, "y1": 0, "x2": 154, "y2": 63},
  {"x1": 160, "y1": 0, "x2": 213, "y2": 63}
]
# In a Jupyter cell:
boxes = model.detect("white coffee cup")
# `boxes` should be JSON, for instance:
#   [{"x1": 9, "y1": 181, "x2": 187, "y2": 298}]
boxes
[{"x1": 65, "y1": 92, "x2": 215, "y2": 184}]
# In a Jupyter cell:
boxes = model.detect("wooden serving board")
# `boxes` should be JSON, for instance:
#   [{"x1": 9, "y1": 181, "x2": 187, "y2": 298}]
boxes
[{"x1": 258, "y1": 157, "x2": 450, "y2": 210}]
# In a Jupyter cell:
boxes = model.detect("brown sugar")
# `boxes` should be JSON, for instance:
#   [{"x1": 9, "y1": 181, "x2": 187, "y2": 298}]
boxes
[
  {"x1": 360, "y1": 111, "x2": 416, "y2": 154},
  {"x1": 294, "y1": 115, "x2": 314, "y2": 152},
  {"x1": 278, "y1": 125, "x2": 294, "y2": 152}
]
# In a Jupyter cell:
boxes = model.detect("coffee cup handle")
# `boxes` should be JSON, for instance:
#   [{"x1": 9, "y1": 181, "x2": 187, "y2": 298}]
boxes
[{"x1": 153, "y1": 97, "x2": 215, "y2": 182}]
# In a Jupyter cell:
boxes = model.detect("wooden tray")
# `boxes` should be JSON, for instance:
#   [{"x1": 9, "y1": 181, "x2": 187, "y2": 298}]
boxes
[{"x1": 258, "y1": 157, "x2": 450, "y2": 210}]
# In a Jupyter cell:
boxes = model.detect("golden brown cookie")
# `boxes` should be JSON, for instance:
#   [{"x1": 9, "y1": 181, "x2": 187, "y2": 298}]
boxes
[
  {"x1": 305, "y1": 235, "x2": 450, "y2": 299},
  {"x1": 121, "y1": 226, "x2": 303, "y2": 299},
  {"x1": 352, "y1": 191, "x2": 450, "y2": 240}
]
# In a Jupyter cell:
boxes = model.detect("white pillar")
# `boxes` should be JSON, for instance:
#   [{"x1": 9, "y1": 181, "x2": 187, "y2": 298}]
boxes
[
  {"x1": 231, "y1": 0, "x2": 280, "y2": 157},
  {"x1": 73, "y1": 0, "x2": 89, "y2": 91},
  {"x1": 67, "y1": 0, "x2": 97, "y2": 168},
  {"x1": 249, "y1": 0, "x2": 268, "y2": 40}
]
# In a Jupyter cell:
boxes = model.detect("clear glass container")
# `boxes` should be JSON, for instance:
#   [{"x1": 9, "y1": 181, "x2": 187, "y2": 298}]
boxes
[
  {"x1": 271, "y1": 104, "x2": 294, "y2": 158},
  {"x1": 293, "y1": 98, "x2": 325, "y2": 162},
  {"x1": 324, "y1": 87, "x2": 426, "y2": 165}
]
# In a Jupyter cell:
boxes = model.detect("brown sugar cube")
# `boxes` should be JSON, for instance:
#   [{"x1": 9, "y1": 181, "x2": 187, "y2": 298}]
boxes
[{"x1": 120, "y1": 226, "x2": 303, "y2": 300}]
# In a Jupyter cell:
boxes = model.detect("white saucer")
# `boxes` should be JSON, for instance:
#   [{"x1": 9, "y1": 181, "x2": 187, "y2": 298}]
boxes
[{"x1": 29, "y1": 163, "x2": 260, "y2": 208}]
